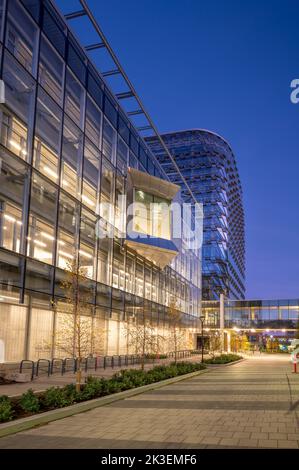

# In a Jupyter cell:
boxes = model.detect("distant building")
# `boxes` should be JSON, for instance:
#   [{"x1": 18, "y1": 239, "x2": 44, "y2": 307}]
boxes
[{"x1": 146, "y1": 129, "x2": 245, "y2": 300}]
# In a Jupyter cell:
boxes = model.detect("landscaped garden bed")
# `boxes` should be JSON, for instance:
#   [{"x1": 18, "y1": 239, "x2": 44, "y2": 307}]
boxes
[
  {"x1": 203, "y1": 353, "x2": 243, "y2": 365},
  {"x1": 0, "y1": 362, "x2": 206, "y2": 423}
]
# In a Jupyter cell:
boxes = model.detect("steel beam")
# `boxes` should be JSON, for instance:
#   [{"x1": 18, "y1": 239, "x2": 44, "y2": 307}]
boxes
[
  {"x1": 85, "y1": 42, "x2": 105, "y2": 51},
  {"x1": 64, "y1": 10, "x2": 86, "y2": 20}
]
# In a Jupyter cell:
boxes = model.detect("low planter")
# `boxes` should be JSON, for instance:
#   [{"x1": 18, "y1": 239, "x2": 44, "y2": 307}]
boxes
[
  {"x1": 203, "y1": 354, "x2": 243, "y2": 366},
  {"x1": 0, "y1": 362, "x2": 207, "y2": 434}
]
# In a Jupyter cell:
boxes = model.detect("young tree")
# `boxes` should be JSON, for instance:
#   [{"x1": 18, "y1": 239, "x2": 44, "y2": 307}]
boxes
[
  {"x1": 53, "y1": 259, "x2": 98, "y2": 391},
  {"x1": 208, "y1": 330, "x2": 222, "y2": 358},
  {"x1": 123, "y1": 311, "x2": 163, "y2": 370},
  {"x1": 167, "y1": 300, "x2": 186, "y2": 363}
]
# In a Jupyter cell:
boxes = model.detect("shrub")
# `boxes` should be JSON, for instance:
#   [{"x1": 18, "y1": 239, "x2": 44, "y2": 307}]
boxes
[
  {"x1": 63, "y1": 384, "x2": 80, "y2": 404},
  {"x1": 20, "y1": 389, "x2": 40, "y2": 413},
  {"x1": 42, "y1": 387, "x2": 70, "y2": 409},
  {"x1": 0, "y1": 395, "x2": 14, "y2": 422},
  {"x1": 204, "y1": 354, "x2": 242, "y2": 364},
  {"x1": 80, "y1": 378, "x2": 103, "y2": 400}
]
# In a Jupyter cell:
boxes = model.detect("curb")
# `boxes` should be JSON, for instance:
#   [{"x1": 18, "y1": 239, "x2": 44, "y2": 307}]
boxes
[
  {"x1": 0, "y1": 368, "x2": 210, "y2": 438},
  {"x1": 204, "y1": 358, "x2": 245, "y2": 368}
]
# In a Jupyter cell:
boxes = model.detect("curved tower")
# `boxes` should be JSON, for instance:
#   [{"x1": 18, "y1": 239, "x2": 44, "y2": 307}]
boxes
[{"x1": 146, "y1": 129, "x2": 245, "y2": 300}]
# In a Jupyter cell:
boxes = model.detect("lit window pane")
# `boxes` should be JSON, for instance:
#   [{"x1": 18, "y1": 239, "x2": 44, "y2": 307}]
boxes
[
  {"x1": 61, "y1": 116, "x2": 83, "y2": 198},
  {"x1": 85, "y1": 96, "x2": 102, "y2": 148},
  {"x1": 34, "y1": 87, "x2": 62, "y2": 182},
  {"x1": 102, "y1": 117, "x2": 116, "y2": 165},
  {"x1": 39, "y1": 35, "x2": 64, "y2": 106},
  {"x1": 1, "y1": 51, "x2": 35, "y2": 161},
  {"x1": 6, "y1": 0, "x2": 38, "y2": 75},
  {"x1": 64, "y1": 69, "x2": 85, "y2": 129}
]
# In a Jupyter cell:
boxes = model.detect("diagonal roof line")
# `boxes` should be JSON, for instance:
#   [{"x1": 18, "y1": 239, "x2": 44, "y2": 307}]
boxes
[{"x1": 76, "y1": 0, "x2": 198, "y2": 205}]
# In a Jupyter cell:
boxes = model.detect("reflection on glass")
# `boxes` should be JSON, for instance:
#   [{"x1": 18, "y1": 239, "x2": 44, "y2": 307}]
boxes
[
  {"x1": 34, "y1": 87, "x2": 62, "y2": 182},
  {"x1": 39, "y1": 35, "x2": 64, "y2": 105},
  {"x1": 133, "y1": 190, "x2": 171, "y2": 239},
  {"x1": 6, "y1": 0, "x2": 38, "y2": 75},
  {"x1": 1, "y1": 51, "x2": 35, "y2": 160},
  {"x1": 65, "y1": 69, "x2": 85, "y2": 129}
]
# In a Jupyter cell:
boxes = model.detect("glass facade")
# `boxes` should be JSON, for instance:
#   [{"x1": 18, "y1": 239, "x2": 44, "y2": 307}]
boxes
[
  {"x1": 0, "y1": 0, "x2": 201, "y2": 363},
  {"x1": 146, "y1": 130, "x2": 245, "y2": 300},
  {"x1": 202, "y1": 299, "x2": 299, "y2": 330}
]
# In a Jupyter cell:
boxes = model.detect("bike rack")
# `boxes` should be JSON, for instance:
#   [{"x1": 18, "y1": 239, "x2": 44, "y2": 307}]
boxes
[
  {"x1": 36, "y1": 359, "x2": 51, "y2": 377},
  {"x1": 51, "y1": 358, "x2": 64, "y2": 375},
  {"x1": 62, "y1": 358, "x2": 76, "y2": 374},
  {"x1": 19, "y1": 360, "x2": 35, "y2": 381}
]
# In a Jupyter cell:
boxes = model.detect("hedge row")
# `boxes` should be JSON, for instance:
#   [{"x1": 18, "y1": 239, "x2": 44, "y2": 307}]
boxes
[
  {"x1": 0, "y1": 361, "x2": 206, "y2": 423},
  {"x1": 203, "y1": 353, "x2": 242, "y2": 364}
]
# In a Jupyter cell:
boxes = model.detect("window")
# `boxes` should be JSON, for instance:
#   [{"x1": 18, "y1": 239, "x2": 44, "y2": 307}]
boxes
[
  {"x1": 67, "y1": 39, "x2": 86, "y2": 85},
  {"x1": 42, "y1": 6, "x2": 66, "y2": 58},
  {"x1": 0, "y1": 151, "x2": 28, "y2": 254},
  {"x1": 104, "y1": 95, "x2": 117, "y2": 128},
  {"x1": 135, "y1": 261, "x2": 144, "y2": 297},
  {"x1": 34, "y1": 87, "x2": 62, "y2": 183},
  {"x1": 61, "y1": 116, "x2": 83, "y2": 198},
  {"x1": 57, "y1": 192, "x2": 79, "y2": 269},
  {"x1": 133, "y1": 190, "x2": 171, "y2": 240},
  {"x1": 57, "y1": 230, "x2": 75, "y2": 270},
  {"x1": 1, "y1": 51, "x2": 35, "y2": 161},
  {"x1": 102, "y1": 117, "x2": 116, "y2": 165},
  {"x1": 82, "y1": 139, "x2": 101, "y2": 211},
  {"x1": 118, "y1": 115, "x2": 130, "y2": 145},
  {"x1": 0, "y1": 301, "x2": 27, "y2": 362},
  {"x1": 65, "y1": 69, "x2": 85, "y2": 129},
  {"x1": 117, "y1": 137, "x2": 128, "y2": 175},
  {"x1": 125, "y1": 252, "x2": 135, "y2": 293},
  {"x1": 114, "y1": 173, "x2": 126, "y2": 234},
  {"x1": 28, "y1": 173, "x2": 57, "y2": 265},
  {"x1": 100, "y1": 158, "x2": 114, "y2": 224},
  {"x1": 79, "y1": 209, "x2": 97, "y2": 280},
  {"x1": 85, "y1": 96, "x2": 102, "y2": 148},
  {"x1": 112, "y1": 242, "x2": 125, "y2": 290},
  {"x1": 39, "y1": 35, "x2": 64, "y2": 106},
  {"x1": 97, "y1": 237, "x2": 112, "y2": 286},
  {"x1": 87, "y1": 67, "x2": 103, "y2": 110},
  {"x1": 28, "y1": 307, "x2": 54, "y2": 361},
  {"x1": 6, "y1": 0, "x2": 38, "y2": 75}
]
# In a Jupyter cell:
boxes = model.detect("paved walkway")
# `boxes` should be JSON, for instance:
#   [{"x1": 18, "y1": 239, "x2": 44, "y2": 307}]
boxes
[{"x1": 0, "y1": 355, "x2": 298, "y2": 449}]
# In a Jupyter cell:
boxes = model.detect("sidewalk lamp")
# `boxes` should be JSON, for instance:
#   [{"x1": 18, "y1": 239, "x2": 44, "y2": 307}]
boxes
[{"x1": 199, "y1": 315, "x2": 205, "y2": 363}]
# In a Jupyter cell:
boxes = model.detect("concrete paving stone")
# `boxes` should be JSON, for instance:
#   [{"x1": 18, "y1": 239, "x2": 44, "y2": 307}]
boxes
[
  {"x1": 258, "y1": 439, "x2": 279, "y2": 448},
  {"x1": 233, "y1": 431, "x2": 251, "y2": 439},
  {"x1": 269, "y1": 432, "x2": 288, "y2": 440},
  {"x1": 219, "y1": 438, "x2": 240, "y2": 446},
  {"x1": 238, "y1": 439, "x2": 259, "y2": 447},
  {"x1": 250, "y1": 432, "x2": 269, "y2": 440},
  {"x1": 277, "y1": 440, "x2": 299, "y2": 449},
  {"x1": 200, "y1": 437, "x2": 221, "y2": 445}
]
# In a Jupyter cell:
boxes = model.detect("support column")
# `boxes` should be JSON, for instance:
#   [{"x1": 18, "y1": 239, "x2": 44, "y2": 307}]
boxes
[{"x1": 220, "y1": 293, "x2": 225, "y2": 352}]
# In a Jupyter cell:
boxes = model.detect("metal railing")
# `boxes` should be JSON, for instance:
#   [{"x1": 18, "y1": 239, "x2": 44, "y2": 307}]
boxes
[{"x1": 18, "y1": 350, "x2": 199, "y2": 381}]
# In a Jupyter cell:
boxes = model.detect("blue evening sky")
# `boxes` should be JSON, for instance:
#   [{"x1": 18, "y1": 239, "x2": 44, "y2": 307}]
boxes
[{"x1": 58, "y1": 0, "x2": 299, "y2": 299}]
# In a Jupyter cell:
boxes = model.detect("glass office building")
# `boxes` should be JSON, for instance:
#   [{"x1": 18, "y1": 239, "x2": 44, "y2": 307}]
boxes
[
  {"x1": 0, "y1": 0, "x2": 201, "y2": 363},
  {"x1": 146, "y1": 130, "x2": 245, "y2": 300}
]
